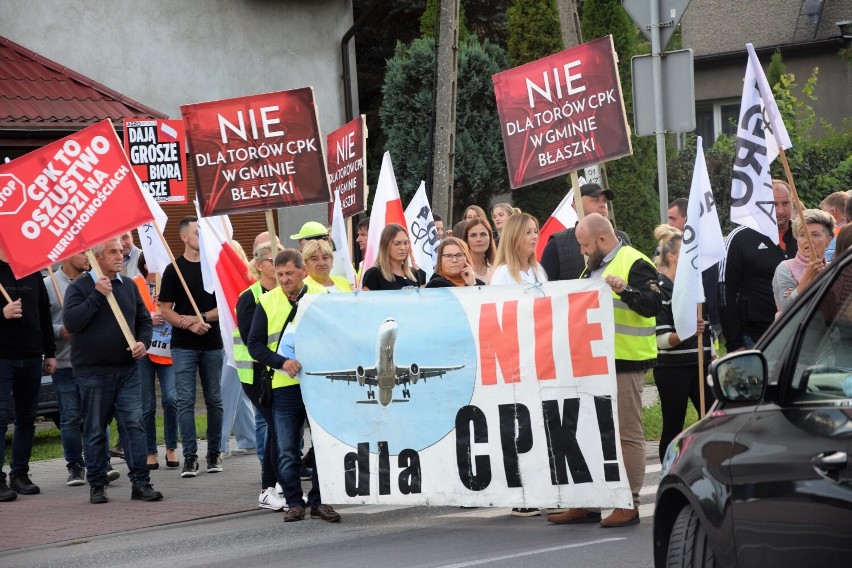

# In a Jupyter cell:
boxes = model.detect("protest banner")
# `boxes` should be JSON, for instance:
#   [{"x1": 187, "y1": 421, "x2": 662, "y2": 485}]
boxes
[
  {"x1": 326, "y1": 115, "x2": 367, "y2": 222},
  {"x1": 0, "y1": 120, "x2": 153, "y2": 279},
  {"x1": 181, "y1": 88, "x2": 331, "y2": 217},
  {"x1": 296, "y1": 280, "x2": 632, "y2": 509},
  {"x1": 123, "y1": 119, "x2": 188, "y2": 204},
  {"x1": 492, "y1": 36, "x2": 632, "y2": 189},
  {"x1": 404, "y1": 181, "x2": 439, "y2": 282}
]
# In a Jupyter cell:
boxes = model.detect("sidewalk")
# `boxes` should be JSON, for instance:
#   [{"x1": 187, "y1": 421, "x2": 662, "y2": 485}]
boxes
[{"x1": 0, "y1": 440, "x2": 265, "y2": 552}]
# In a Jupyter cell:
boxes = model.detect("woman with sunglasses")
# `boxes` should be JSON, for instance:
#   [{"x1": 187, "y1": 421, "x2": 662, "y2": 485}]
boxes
[
  {"x1": 361, "y1": 224, "x2": 425, "y2": 291},
  {"x1": 426, "y1": 237, "x2": 484, "y2": 288}
]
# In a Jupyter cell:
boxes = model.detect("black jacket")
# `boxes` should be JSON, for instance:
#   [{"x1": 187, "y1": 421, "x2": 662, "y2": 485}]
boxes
[
  {"x1": 718, "y1": 224, "x2": 797, "y2": 351},
  {"x1": 541, "y1": 225, "x2": 632, "y2": 281},
  {"x1": 0, "y1": 261, "x2": 56, "y2": 360}
]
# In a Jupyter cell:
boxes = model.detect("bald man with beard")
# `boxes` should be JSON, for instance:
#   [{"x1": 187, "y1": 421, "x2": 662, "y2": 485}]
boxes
[{"x1": 548, "y1": 213, "x2": 661, "y2": 528}]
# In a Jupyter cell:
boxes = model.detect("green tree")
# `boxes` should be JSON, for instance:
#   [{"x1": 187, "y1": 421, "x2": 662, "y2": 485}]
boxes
[
  {"x1": 380, "y1": 35, "x2": 510, "y2": 213},
  {"x1": 582, "y1": 0, "x2": 659, "y2": 256},
  {"x1": 767, "y1": 49, "x2": 785, "y2": 89},
  {"x1": 420, "y1": 0, "x2": 469, "y2": 41}
]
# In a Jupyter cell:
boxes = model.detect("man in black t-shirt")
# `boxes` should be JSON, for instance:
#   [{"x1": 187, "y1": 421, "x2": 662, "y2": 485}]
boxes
[{"x1": 158, "y1": 216, "x2": 225, "y2": 478}]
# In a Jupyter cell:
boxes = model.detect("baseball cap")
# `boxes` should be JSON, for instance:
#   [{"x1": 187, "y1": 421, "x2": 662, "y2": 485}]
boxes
[
  {"x1": 580, "y1": 183, "x2": 615, "y2": 201},
  {"x1": 290, "y1": 221, "x2": 328, "y2": 240}
]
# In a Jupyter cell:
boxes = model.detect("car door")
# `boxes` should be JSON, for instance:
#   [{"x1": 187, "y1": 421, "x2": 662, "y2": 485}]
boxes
[{"x1": 728, "y1": 262, "x2": 852, "y2": 567}]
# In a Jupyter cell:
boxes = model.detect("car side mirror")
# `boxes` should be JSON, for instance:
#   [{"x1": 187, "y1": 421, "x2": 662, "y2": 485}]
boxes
[{"x1": 708, "y1": 350, "x2": 767, "y2": 404}]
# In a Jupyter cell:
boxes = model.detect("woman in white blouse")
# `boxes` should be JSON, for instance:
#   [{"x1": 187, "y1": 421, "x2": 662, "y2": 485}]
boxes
[{"x1": 489, "y1": 212, "x2": 547, "y2": 286}]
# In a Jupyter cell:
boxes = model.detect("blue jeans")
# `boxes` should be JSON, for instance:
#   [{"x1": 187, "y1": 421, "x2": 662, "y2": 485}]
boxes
[
  {"x1": 52, "y1": 366, "x2": 84, "y2": 468},
  {"x1": 220, "y1": 363, "x2": 257, "y2": 453},
  {"x1": 172, "y1": 348, "x2": 224, "y2": 458},
  {"x1": 137, "y1": 357, "x2": 177, "y2": 455},
  {"x1": 272, "y1": 385, "x2": 320, "y2": 507},
  {"x1": 77, "y1": 368, "x2": 149, "y2": 487},
  {"x1": 255, "y1": 408, "x2": 267, "y2": 465},
  {"x1": 0, "y1": 357, "x2": 42, "y2": 477}
]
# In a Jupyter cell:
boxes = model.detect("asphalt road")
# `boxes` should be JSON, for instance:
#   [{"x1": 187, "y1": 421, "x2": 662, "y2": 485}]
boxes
[{"x1": 1, "y1": 502, "x2": 654, "y2": 568}]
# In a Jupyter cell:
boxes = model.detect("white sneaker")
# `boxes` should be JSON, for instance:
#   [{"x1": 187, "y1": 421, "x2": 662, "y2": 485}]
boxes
[
  {"x1": 275, "y1": 482, "x2": 283, "y2": 496},
  {"x1": 258, "y1": 487, "x2": 286, "y2": 511}
]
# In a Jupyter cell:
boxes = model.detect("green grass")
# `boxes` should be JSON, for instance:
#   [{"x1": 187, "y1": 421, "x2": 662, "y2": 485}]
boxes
[
  {"x1": 642, "y1": 398, "x2": 699, "y2": 441},
  {"x1": 5, "y1": 416, "x2": 208, "y2": 464}
]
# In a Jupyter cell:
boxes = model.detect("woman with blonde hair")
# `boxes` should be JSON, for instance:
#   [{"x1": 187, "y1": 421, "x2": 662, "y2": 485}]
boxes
[
  {"x1": 462, "y1": 204, "x2": 487, "y2": 222},
  {"x1": 302, "y1": 239, "x2": 352, "y2": 292},
  {"x1": 361, "y1": 224, "x2": 425, "y2": 290},
  {"x1": 462, "y1": 218, "x2": 496, "y2": 282},
  {"x1": 491, "y1": 202, "x2": 515, "y2": 243},
  {"x1": 489, "y1": 213, "x2": 546, "y2": 286},
  {"x1": 426, "y1": 237, "x2": 484, "y2": 288},
  {"x1": 651, "y1": 224, "x2": 713, "y2": 462}
]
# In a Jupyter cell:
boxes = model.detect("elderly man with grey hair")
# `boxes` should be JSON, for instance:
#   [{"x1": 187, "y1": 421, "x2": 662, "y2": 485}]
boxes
[{"x1": 64, "y1": 237, "x2": 161, "y2": 504}]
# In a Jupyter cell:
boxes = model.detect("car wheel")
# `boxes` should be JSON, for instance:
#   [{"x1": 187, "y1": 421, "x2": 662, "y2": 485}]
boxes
[{"x1": 666, "y1": 505, "x2": 716, "y2": 568}]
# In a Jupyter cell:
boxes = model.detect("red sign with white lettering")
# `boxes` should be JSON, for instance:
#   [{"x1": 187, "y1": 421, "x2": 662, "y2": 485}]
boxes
[
  {"x1": 123, "y1": 118, "x2": 188, "y2": 204},
  {"x1": 492, "y1": 36, "x2": 632, "y2": 189},
  {"x1": 326, "y1": 116, "x2": 367, "y2": 222},
  {"x1": 0, "y1": 121, "x2": 153, "y2": 278},
  {"x1": 181, "y1": 88, "x2": 331, "y2": 217}
]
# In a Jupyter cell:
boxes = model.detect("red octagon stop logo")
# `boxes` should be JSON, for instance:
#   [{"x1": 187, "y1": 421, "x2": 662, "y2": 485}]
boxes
[{"x1": 0, "y1": 173, "x2": 26, "y2": 216}]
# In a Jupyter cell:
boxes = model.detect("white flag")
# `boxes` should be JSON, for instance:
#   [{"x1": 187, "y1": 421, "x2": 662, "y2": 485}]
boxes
[
  {"x1": 330, "y1": 189, "x2": 356, "y2": 287},
  {"x1": 404, "y1": 181, "x2": 440, "y2": 282},
  {"x1": 730, "y1": 44, "x2": 792, "y2": 244},
  {"x1": 136, "y1": 173, "x2": 171, "y2": 274},
  {"x1": 673, "y1": 137, "x2": 726, "y2": 339}
]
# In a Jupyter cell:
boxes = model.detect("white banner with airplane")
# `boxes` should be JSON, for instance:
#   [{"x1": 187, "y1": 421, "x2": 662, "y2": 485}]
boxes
[{"x1": 295, "y1": 279, "x2": 632, "y2": 509}]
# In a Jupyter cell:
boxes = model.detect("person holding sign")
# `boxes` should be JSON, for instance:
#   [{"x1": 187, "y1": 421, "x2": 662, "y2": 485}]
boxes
[
  {"x1": 540, "y1": 183, "x2": 631, "y2": 282},
  {"x1": 247, "y1": 249, "x2": 341, "y2": 523},
  {"x1": 549, "y1": 213, "x2": 661, "y2": 528},
  {"x1": 158, "y1": 216, "x2": 225, "y2": 478},
  {"x1": 133, "y1": 253, "x2": 178, "y2": 470},
  {"x1": 651, "y1": 225, "x2": 714, "y2": 462},
  {"x1": 0, "y1": 246, "x2": 57, "y2": 501},
  {"x1": 63, "y1": 238, "x2": 161, "y2": 504},
  {"x1": 719, "y1": 180, "x2": 798, "y2": 351}
]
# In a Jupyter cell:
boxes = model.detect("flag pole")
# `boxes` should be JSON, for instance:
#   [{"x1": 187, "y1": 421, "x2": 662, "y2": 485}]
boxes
[
  {"x1": 570, "y1": 171, "x2": 585, "y2": 218},
  {"x1": 47, "y1": 266, "x2": 64, "y2": 308},
  {"x1": 85, "y1": 250, "x2": 137, "y2": 349},
  {"x1": 153, "y1": 219, "x2": 204, "y2": 321},
  {"x1": 0, "y1": 283, "x2": 12, "y2": 304},
  {"x1": 264, "y1": 210, "x2": 276, "y2": 246},
  {"x1": 777, "y1": 149, "x2": 817, "y2": 261},
  {"x1": 696, "y1": 304, "x2": 705, "y2": 419}
]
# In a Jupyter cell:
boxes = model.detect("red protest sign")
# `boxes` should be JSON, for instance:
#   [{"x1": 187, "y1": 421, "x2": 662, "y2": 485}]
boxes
[
  {"x1": 492, "y1": 36, "x2": 632, "y2": 189},
  {"x1": 0, "y1": 120, "x2": 153, "y2": 278},
  {"x1": 181, "y1": 88, "x2": 331, "y2": 217},
  {"x1": 326, "y1": 115, "x2": 367, "y2": 222},
  {"x1": 123, "y1": 118, "x2": 188, "y2": 204}
]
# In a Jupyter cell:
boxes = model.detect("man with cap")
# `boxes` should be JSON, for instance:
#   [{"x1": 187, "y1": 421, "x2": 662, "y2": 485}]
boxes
[
  {"x1": 290, "y1": 222, "x2": 329, "y2": 250},
  {"x1": 540, "y1": 183, "x2": 631, "y2": 281}
]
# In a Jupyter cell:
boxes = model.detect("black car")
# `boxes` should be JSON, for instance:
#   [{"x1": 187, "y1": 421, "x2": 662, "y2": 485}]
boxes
[{"x1": 654, "y1": 252, "x2": 852, "y2": 567}]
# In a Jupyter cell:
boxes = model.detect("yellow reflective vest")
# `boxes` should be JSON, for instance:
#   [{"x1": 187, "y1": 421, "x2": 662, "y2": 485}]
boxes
[
  {"x1": 233, "y1": 282, "x2": 264, "y2": 384},
  {"x1": 600, "y1": 246, "x2": 657, "y2": 363},
  {"x1": 258, "y1": 287, "x2": 300, "y2": 389}
]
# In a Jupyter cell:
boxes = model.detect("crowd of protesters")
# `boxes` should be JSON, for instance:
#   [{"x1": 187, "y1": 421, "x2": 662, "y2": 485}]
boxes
[{"x1": 1, "y1": 180, "x2": 850, "y2": 530}]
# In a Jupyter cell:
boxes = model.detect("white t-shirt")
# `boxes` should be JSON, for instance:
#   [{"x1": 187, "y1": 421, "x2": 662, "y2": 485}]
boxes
[{"x1": 489, "y1": 264, "x2": 547, "y2": 286}]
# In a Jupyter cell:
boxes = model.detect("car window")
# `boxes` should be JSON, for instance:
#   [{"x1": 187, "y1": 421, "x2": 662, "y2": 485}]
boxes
[
  {"x1": 788, "y1": 264, "x2": 852, "y2": 403},
  {"x1": 763, "y1": 307, "x2": 807, "y2": 386}
]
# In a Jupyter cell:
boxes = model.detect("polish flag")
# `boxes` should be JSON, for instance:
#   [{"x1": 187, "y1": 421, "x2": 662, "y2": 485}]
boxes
[
  {"x1": 536, "y1": 188, "x2": 578, "y2": 260},
  {"x1": 361, "y1": 152, "x2": 406, "y2": 284},
  {"x1": 194, "y1": 202, "x2": 253, "y2": 366},
  {"x1": 136, "y1": 172, "x2": 171, "y2": 274}
]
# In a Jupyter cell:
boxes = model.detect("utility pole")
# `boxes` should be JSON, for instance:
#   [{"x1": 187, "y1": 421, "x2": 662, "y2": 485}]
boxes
[
  {"x1": 431, "y1": 0, "x2": 460, "y2": 223},
  {"x1": 556, "y1": 0, "x2": 583, "y2": 47}
]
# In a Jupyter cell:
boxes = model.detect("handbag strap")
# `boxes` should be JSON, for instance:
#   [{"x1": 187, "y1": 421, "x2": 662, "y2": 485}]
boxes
[{"x1": 271, "y1": 304, "x2": 298, "y2": 353}]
